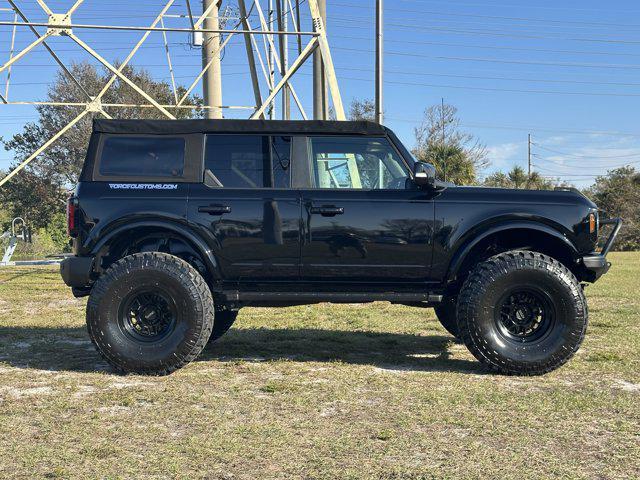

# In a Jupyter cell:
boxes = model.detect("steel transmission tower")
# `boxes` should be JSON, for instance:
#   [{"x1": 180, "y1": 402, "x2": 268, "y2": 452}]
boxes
[{"x1": 0, "y1": 0, "x2": 346, "y2": 187}]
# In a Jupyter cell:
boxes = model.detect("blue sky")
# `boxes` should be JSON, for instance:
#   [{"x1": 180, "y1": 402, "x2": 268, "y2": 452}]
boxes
[{"x1": 2, "y1": 0, "x2": 640, "y2": 187}]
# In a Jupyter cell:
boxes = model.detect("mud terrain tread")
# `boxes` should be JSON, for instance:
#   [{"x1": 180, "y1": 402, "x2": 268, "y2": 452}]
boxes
[
  {"x1": 86, "y1": 252, "x2": 214, "y2": 376},
  {"x1": 457, "y1": 250, "x2": 588, "y2": 376}
]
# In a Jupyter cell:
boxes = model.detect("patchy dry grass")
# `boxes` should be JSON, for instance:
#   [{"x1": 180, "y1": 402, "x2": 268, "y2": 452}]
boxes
[{"x1": 0, "y1": 253, "x2": 638, "y2": 479}]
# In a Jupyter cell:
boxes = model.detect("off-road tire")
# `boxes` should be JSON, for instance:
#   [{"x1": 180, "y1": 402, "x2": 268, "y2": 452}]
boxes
[
  {"x1": 457, "y1": 250, "x2": 588, "y2": 376},
  {"x1": 434, "y1": 295, "x2": 459, "y2": 338},
  {"x1": 207, "y1": 310, "x2": 238, "y2": 344},
  {"x1": 87, "y1": 252, "x2": 214, "y2": 375}
]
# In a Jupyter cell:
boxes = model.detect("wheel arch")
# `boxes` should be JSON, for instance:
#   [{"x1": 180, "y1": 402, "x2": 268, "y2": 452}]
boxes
[
  {"x1": 90, "y1": 220, "x2": 222, "y2": 283},
  {"x1": 446, "y1": 221, "x2": 580, "y2": 286}
]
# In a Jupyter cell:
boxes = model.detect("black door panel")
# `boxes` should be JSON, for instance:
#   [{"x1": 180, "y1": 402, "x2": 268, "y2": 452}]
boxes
[
  {"x1": 301, "y1": 190, "x2": 435, "y2": 284},
  {"x1": 188, "y1": 188, "x2": 301, "y2": 282}
]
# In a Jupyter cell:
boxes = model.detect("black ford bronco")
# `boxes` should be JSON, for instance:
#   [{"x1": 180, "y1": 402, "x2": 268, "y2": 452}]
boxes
[{"x1": 61, "y1": 119, "x2": 621, "y2": 376}]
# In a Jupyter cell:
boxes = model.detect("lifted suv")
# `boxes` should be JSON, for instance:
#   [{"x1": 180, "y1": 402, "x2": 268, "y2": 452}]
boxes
[{"x1": 61, "y1": 119, "x2": 621, "y2": 376}]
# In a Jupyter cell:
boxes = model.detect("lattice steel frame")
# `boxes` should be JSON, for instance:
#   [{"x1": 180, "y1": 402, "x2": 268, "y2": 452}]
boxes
[{"x1": 0, "y1": 0, "x2": 345, "y2": 187}]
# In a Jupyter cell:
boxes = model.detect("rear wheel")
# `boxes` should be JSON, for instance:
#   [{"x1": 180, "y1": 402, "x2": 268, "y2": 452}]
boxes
[
  {"x1": 457, "y1": 250, "x2": 588, "y2": 376},
  {"x1": 87, "y1": 252, "x2": 214, "y2": 375},
  {"x1": 434, "y1": 295, "x2": 459, "y2": 338}
]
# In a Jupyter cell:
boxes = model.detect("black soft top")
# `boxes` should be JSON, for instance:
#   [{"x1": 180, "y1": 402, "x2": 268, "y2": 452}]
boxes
[{"x1": 92, "y1": 119, "x2": 388, "y2": 136}]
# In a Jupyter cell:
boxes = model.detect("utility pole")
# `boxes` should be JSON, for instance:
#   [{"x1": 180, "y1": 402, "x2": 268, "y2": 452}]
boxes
[
  {"x1": 313, "y1": 0, "x2": 327, "y2": 120},
  {"x1": 202, "y1": 0, "x2": 223, "y2": 119},
  {"x1": 528, "y1": 133, "x2": 532, "y2": 176},
  {"x1": 375, "y1": 0, "x2": 383, "y2": 124},
  {"x1": 441, "y1": 97, "x2": 446, "y2": 182}
]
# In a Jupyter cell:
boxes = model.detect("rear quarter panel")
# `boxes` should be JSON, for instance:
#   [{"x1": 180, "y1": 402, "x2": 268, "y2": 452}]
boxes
[{"x1": 74, "y1": 181, "x2": 190, "y2": 255}]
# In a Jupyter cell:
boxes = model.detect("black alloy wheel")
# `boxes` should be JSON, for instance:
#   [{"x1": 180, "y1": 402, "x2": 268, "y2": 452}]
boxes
[
  {"x1": 495, "y1": 289, "x2": 555, "y2": 344},
  {"x1": 119, "y1": 290, "x2": 178, "y2": 343}
]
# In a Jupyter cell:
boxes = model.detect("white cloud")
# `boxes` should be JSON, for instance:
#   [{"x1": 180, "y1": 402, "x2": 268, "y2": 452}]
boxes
[
  {"x1": 486, "y1": 142, "x2": 521, "y2": 169},
  {"x1": 544, "y1": 136, "x2": 568, "y2": 146},
  {"x1": 532, "y1": 135, "x2": 640, "y2": 188}
]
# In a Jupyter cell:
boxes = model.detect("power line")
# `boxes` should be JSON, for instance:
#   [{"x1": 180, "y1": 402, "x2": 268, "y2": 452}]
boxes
[
  {"x1": 531, "y1": 164, "x2": 623, "y2": 175},
  {"x1": 347, "y1": 35, "x2": 640, "y2": 59},
  {"x1": 327, "y1": 17, "x2": 640, "y2": 45},
  {"x1": 322, "y1": 9, "x2": 635, "y2": 37},
  {"x1": 335, "y1": 72, "x2": 640, "y2": 98},
  {"x1": 335, "y1": 65, "x2": 640, "y2": 88},
  {"x1": 394, "y1": 0, "x2": 640, "y2": 15},
  {"x1": 533, "y1": 144, "x2": 640, "y2": 159},
  {"x1": 333, "y1": 46, "x2": 640, "y2": 71},
  {"x1": 334, "y1": 1, "x2": 640, "y2": 30},
  {"x1": 384, "y1": 116, "x2": 640, "y2": 138},
  {"x1": 532, "y1": 155, "x2": 640, "y2": 169}
]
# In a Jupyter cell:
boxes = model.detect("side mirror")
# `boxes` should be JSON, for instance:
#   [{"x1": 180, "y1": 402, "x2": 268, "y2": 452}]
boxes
[{"x1": 412, "y1": 161, "x2": 436, "y2": 189}]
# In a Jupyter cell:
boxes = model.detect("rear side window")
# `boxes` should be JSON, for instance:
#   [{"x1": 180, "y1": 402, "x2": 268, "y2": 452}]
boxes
[
  {"x1": 99, "y1": 136, "x2": 185, "y2": 178},
  {"x1": 205, "y1": 135, "x2": 291, "y2": 188}
]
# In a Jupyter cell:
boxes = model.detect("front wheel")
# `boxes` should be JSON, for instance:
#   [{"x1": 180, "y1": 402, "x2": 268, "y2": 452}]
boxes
[
  {"x1": 87, "y1": 252, "x2": 214, "y2": 375},
  {"x1": 457, "y1": 250, "x2": 588, "y2": 376}
]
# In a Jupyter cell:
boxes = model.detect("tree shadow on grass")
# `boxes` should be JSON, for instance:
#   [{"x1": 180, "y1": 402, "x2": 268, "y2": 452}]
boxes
[{"x1": 0, "y1": 326, "x2": 482, "y2": 374}]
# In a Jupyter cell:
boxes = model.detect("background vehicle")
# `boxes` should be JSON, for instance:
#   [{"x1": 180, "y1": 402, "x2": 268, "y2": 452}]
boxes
[{"x1": 61, "y1": 119, "x2": 620, "y2": 375}]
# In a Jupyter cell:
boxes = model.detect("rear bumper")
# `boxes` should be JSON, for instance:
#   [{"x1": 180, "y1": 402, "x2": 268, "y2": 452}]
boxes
[
  {"x1": 579, "y1": 218, "x2": 622, "y2": 282},
  {"x1": 60, "y1": 256, "x2": 95, "y2": 291}
]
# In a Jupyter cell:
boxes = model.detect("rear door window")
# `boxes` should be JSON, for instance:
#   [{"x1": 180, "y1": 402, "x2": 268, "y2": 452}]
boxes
[
  {"x1": 99, "y1": 136, "x2": 186, "y2": 178},
  {"x1": 205, "y1": 135, "x2": 291, "y2": 188}
]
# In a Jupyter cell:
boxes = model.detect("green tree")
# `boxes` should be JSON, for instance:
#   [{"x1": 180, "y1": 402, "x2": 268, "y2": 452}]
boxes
[
  {"x1": 482, "y1": 171, "x2": 511, "y2": 188},
  {"x1": 413, "y1": 103, "x2": 488, "y2": 185},
  {"x1": 46, "y1": 212, "x2": 71, "y2": 253},
  {"x1": 1, "y1": 61, "x2": 202, "y2": 227},
  {"x1": 526, "y1": 171, "x2": 556, "y2": 190},
  {"x1": 483, "y1": 166, "x2": 556, "y2": 190},
  {"x1": 348, "y1": 98, "x2": 376, "y2": 122},
  {"x1": 0, "y1": 168, "x2": 67, "y2": 229},
  {"x1": 586, "y1": 166, "x2": 640, "y2": 251},
  {"x1": 508, "y1": 166, "x2": 528, "y2": 188}
]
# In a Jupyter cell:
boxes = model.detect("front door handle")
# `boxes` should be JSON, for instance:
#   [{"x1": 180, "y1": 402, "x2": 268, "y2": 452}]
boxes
[
  {"x1": 198, "y1": 204, "x2": 232, "y2": 215},
  {"x1": 309, "y1": 205, "x2": 344, "y2": 217}
]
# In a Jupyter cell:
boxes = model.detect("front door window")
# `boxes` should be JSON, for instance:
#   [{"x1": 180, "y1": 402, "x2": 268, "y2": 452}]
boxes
[{"x1": 309, "y1": 136, "x2": 410, "y2": 190}]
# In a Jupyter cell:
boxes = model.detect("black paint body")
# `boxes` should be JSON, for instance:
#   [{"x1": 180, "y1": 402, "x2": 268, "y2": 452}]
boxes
[{"x1": 62, "y1": 119, "x2": 608, "y2": 305}]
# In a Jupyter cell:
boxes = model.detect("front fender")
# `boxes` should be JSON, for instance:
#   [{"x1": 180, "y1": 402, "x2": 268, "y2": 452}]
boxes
[{"x1": 446, "y1": 220, "x2": 578, "y2": 283}]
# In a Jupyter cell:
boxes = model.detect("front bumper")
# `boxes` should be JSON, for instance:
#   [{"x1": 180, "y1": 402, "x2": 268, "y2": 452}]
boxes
[
  {"x1": 579, "y1": 218, "x2": 622, "y2": 282},
  {"x1": 60, "y1": 256, "x2": 95, "y2": 293}
]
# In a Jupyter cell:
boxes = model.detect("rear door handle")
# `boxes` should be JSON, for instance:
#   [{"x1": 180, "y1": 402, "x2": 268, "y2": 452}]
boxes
[
  {"x1": 198, "y1": 204, "x2": 232, "y2": 215},
  {"x1": 309, "y1": 205, "x2": 344, "y2": 217}
]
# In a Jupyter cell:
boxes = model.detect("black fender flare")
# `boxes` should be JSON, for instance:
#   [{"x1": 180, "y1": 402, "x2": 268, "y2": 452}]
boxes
[
  {"x1": 446, "y1": 220, "x2": 578, "y2": 284},
  {"x1": 89, "y1": 220, "x2": 222, "y2": 281}
]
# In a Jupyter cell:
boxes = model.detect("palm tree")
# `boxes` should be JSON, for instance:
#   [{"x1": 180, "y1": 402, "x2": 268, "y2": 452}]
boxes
[{"x1": 508, "y1": 166, "x2": 528, "y2": 189}]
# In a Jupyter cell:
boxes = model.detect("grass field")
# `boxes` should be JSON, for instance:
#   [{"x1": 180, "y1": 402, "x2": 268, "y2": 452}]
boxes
[{"x1": 0, "y1": 253, "x2": 638, "y2": 479}]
